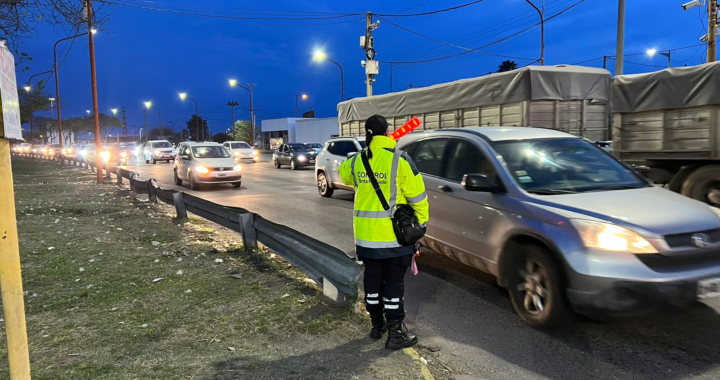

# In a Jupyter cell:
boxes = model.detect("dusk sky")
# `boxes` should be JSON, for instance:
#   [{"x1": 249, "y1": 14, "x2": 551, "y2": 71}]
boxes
[{"x1": 18, "y1": 0, "x2": 711, "y2": 136}]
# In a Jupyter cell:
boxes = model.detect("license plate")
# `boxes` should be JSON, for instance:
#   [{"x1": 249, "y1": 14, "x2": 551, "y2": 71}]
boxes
[
  {"x1": 217, "y1": 173, "x2": 227, "y2": 178},
  {"x1": 698, "y1": 277, "x2": 720, "y2": 299},
  {"x1": 163, "y1": 155, "x2": 172, "y2": 158},
  {"x1": 309, "y1": 159, "x2": 315, "y2": 164}
]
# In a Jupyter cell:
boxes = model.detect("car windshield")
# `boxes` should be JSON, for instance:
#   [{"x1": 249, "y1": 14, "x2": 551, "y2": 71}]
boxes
[
  {"x1": 306, "y1": 143, "x2": 322, "y2": 149},
  {"x1": 289, "y1": 143, "x2": 312, "y2": 152},
  {"x1": 192, "y1": 146, "x2": 230, "y2": 158},
  {"x1": 231, "y1": 142, "x2": 251, "y2": 149},
  {"x1": 491, "y1": 138, "x2": 647, "y2": 194},
  {"x1": 152, "y1": 142, "x2": 172, "y2": 148}
]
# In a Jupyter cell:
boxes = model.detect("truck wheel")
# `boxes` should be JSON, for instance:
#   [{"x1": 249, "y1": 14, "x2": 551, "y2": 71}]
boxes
[
  {"x1": 317, "y1": 172, "x2": 334, "y2": 197},
  {"x1": 681, "y1": 165, "x2": 720, "y2": 207},
  {"x1": 507, "y1": 245, "x2": 570, "y2": 328},
  {"x1": 668, "y1": 165, "x2": 698, "y2": 193}
]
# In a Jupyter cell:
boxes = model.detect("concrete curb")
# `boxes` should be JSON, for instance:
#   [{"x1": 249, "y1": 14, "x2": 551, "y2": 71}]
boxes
[{"x1": 403, "y1": 347, "x2": 436, "y2": 380}]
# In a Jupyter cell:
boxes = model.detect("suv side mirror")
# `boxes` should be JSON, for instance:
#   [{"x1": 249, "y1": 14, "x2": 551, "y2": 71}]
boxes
[
  {"x1": 347, "y1": 151, "x2": 359, "y2": 158},
  {"x1": 462, "y1": 173, "x2": 503, "y2": 193}
]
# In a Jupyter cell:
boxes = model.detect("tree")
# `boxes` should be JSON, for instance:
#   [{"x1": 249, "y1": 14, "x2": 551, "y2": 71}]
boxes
[
  {"x1": 97, "y1": 113, "x2": 122, "y2": 138},
  {"x1": 2, "y1": 1, "x2": 109, "y2": 70},
  {"x1": 185, "y1": 115, "x2": 210, "y2": 142},
  {"x1": 19, "y1": 80, "x2": 51, "y2": 125},
  {"x1": 33, "y1": 117, "x2": 58, "y2": 144},
  {"x1": 232, "y1": 120, "x2": 252, "y2": 143},
  {"x1": 62, "y1": 117, "x2": 88, "y2": 145},
  {"x1": 497, "y1": 60, "x2": 518, "y2": 73},
  {"x1": 212, "y1": 132, "x2": 231, "y2": 143}
]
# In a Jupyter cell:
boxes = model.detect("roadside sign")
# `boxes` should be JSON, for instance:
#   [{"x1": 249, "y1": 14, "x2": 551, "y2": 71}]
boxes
[{"x1": 0, "y1": 42, "x2": 21, "y2": 140}]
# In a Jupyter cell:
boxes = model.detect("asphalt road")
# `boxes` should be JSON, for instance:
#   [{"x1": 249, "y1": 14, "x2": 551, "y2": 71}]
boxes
[{"x1": 125, "y1": 158, "x2": 720, "y2": 380}]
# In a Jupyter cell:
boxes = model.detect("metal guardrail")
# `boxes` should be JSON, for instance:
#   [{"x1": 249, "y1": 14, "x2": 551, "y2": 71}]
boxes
[{"x1": 11, "y1": 152, "x2": 362, "y2": 303}]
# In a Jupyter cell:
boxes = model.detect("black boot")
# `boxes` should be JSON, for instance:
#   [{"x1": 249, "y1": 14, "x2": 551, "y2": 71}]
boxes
[
  {"x1": 369, "y1": 314, "x2": 387, "y2": 339},
  {"x1": 385, "y1": 320, "x2": 418, "y2": 350}
]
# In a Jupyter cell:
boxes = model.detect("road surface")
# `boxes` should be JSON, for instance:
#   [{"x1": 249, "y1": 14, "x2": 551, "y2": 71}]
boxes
[{"x1": 124, "y1": 158, "x2": 720, "y2": 380}]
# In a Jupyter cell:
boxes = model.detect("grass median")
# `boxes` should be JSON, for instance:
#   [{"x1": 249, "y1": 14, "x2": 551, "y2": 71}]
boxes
[{"x1": 0, "y1": 158, "x2": 429, "y2": 380}]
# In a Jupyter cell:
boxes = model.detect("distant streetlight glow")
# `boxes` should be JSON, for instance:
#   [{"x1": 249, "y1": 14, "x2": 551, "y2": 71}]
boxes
[
  {"x1": 90, "y1": 28, "x2": 97, "y2": 34},
  {"x1": 111, "y1": 108, "x2": 118, "y2": 115},
  {"x1": 48, "y1": 97, "x2": 56, "y2": 101},
  {"x1": 228, "y1": 79, "x2": 237, "y2": 87},
  {"x1": 312, "y1": 50, "x2": 344, "y2": 101},
  {"x1": 646, "y1": 48, "x2": 672, "y2": 68},
  {"x1": 646, "y1": 48, "x2": 657, "y2": 56},
  {"x1": 302, "y1": 94, "x2": 308, "y2": 100},
  {"x1": 179, "y1": 92, "x2": 187, "y2": 100},
  {"x1": 313, "y1": 51, "x2": 327, "y2": 61},
  {"x1": 23, "y1": 86, "x2": 31, "y2": 92},
  {"x1": 86, "y1": 110, "x2": 91, "y2": 114},
  {"x1": 144, "y1": 101, "x2": 152, "y2": 109}
]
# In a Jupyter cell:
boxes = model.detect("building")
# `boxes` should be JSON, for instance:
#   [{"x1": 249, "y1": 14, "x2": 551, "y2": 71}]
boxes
[{"x1": 260, "y1": 117, "x2": 339, "y2": 150}]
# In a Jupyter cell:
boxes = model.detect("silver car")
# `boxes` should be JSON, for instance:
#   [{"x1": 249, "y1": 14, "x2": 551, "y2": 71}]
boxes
[
  {"x1": 173, "y1": 142, "x2": 242, "y2": 190},
  {"x1": 315, "y1": 137, "x2": 366, "y2": 197},
  {"x1": 378, "y1": 127, "x2": 720, "y2": 326}
]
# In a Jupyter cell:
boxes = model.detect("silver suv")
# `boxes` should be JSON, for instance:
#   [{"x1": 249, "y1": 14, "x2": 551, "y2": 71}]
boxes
[
  {"x1": 381, "y1": 127, "x2": 720, "y2": 326},
  {"x1": 314, "y1": 137, "x2": 366, "y2": 197}
]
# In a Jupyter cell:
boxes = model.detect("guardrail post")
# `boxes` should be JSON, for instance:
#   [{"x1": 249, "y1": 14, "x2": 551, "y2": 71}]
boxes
[
  {"x1": 104, "y1": 164, "x2": 111, "y2": 180},
  {"x1": 148, "y1": 179, "x2": 158, "y2": 203},
  {"x1": 116, "y1": 170, "x2": 123, "y2": 185},
  {"x1": 322, "y1": 279, "x2": 347, "y2": 305},
  {"x1": 239, "y1": 213, "x2": 258, "y2": 252},
  {"x1": 173, "y1": 192, "x2": 187, "y2": 219}
]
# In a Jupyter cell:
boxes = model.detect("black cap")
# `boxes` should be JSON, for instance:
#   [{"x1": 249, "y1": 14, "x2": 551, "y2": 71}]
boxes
[{"x1": 365, "y1": 115, "x2": 388, "y2": 136}]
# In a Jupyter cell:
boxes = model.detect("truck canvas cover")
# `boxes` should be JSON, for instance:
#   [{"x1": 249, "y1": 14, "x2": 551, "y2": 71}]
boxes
[
  {"x1": 611, "y1": 61, "x2": 720, "y2": 113},
  {"x1": 337, "y1": 65, "x2": 611, "y2": 124}
]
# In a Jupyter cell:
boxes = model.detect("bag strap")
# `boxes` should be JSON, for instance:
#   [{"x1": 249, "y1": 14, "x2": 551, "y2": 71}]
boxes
[{"x1": 360, "y1": 150, "x2": 391, "y2": 212}]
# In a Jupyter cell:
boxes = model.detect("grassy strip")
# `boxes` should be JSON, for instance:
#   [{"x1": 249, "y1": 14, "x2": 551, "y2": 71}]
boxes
[{"x1": 0, "y1": 159, "x2": 424, "y2": 379}]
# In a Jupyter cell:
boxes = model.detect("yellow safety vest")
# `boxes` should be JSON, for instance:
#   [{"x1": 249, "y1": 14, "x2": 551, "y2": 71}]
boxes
[{"x1": 339, "y1": 136, "x2": 429, "y2": 249}]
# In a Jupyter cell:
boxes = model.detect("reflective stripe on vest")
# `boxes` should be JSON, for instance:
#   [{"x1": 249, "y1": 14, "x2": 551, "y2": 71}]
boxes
[
  {"x1": 355, "y1": 238, "x2": 402, "y2": 249},
  {"x1": 388, "y1": 149, "x2": 402, "y2": 215},
  {"x1": 354, "y1": 210, "x2": 389, "y2": 218},
  {"x1": 350, "y1": 154, "x2": 359, "y2": 187},
  {"x1": 407, "y1": 191, "x2": 427, "y2": 204}
]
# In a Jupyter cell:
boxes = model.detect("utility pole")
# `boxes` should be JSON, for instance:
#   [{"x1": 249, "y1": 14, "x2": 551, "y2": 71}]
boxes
[
  {"x1": 525, "y1": 0, "x2": 544, "y2": 65},
  {"x1": 143, "y1": 108, "x2": 148, "y2": 141},
  {"x1": 122, "y1": 107, "x2": 127, "y2": 137},
  {"x1": 227, "y1": 100, "x2": 239, "y2": 132},
  {"x1": 710, "y1": 0, "x2": 717, "y2": 62},
  {"x1": 86, "y1": 0, "x2": 103, "y2": 183},
  {"x1": 247, "y1": 84, "x2": 256, "y2": 147},
  {"x1": 615, "y1": 0, "x2": 625, "y2": 75},
  {"x1": 362, "y1": 12, "x2": 380, "y2": 97},
  {"x1": 603, "y1": 55, "x2": 608, "y2": 69}
]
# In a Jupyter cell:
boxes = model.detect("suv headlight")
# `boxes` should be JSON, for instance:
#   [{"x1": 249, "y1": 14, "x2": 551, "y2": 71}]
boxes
[
  {"x1": 570, "y1": 219, "x2": 657, "y2": 254},
  {"x1": 154, "y1": 150, "x2": 162, "y2": 156},
  {"x1": 195, "y1": 166, "x2": 210, "y2": 174}
]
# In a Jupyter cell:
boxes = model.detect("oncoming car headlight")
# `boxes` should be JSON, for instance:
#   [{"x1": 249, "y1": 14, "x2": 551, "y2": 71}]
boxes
[
  {"x1": 195, "y1": 166, "x2": 210, "y2": 174},
  {"x1": 570, "y1": 220, "x2": 657, "y2": 254},
  {"x1": 100, "y1": 151, "x2": 111, "y2": 162},
  {"x1": 154, "y1": 150, "x2": 162, "y2": 156},
  {"x1": 121, "y1": 151, "x2": 128, "y2": 158},
  {"x1": 297, "y1": 155, "x2": 307, "y2": 162},
  {"x1": 233, "y1": 165, "x2": 242, "y2": 172}
]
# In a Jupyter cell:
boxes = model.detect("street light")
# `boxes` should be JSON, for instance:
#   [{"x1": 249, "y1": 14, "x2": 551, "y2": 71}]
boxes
[
  {"x1": 229, "y1": 79, "x2": 256, "y2": 147},
  {"x1": 296, "y1": 94, "x2": 308, "y2": 117},
  {"x1": 23, "y1": 86, "x2": 30, "y2": 92},
  {"x1": 111, "y1": 108, "x2": 118, "y2": 115},
  {"x1": 524, "y1": 0, "x2": 544, "y2": 65},
  {"x1": 179, "y1": 93, "x2": 201, "y2": 141},
  {"x1": 313, "y1": 51, "x2": 344, "y2": 101},
  {"x1": 647, "y1": 48, "x2": 672, "y2": 68},
  {"x1": 86, "y1": 110, "x2": 91, "y2": 115},
  {"x1": 144, "y1": 101, "x2": 163, "y2": 137}
]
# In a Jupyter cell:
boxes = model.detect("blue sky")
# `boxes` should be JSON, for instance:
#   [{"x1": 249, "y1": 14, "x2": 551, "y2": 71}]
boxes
[{"x1": 18, "y1": 0, "x2": 712, "y2": 136}]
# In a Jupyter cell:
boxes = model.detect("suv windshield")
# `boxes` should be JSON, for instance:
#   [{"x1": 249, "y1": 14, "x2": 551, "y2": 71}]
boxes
[
  {"x1": 152, "y1": 142, "x2": 172, "y2": 148},
  {"x1": 288, "y1": 143, "x2": 312, "y2": 152},
  {"x1": 192, "y1": 146, "x2": 230, "y2": 158},
  {"x1": 491, "y1": 138, "x2": 647, "y2": 194},
  {"x1": 231, "y1": 142, "x2": 251, "y2": 149}
]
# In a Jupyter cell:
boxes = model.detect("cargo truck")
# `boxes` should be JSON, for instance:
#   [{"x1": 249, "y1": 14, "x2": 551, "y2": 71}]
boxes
[
  {"x1": 611, "y1": 62, "x2": 720, "y2": 206},
  {"x1": 337, "y1": 65, "x2": 612, "y2": 141}
]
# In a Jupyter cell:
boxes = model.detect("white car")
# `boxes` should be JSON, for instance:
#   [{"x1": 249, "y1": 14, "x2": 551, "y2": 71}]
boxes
[
  {"x1": 143, "y1": 140, "x2": 175, "y2": 164},
  {"x1": 174, "y1": 142, "x2": 242, "y2": 190},
  {"x1": 314, "y1": 137, "x2": 366, "y2": 197},
  {"x1": 222, "y1": 141, "x2": 258, "y2": 162}
]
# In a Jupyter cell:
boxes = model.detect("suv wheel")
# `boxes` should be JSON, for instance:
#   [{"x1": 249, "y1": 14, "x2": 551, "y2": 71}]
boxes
[
  {"x1": 508, "y1": 245, "x2": 569, "y2": 327},
  {"x1": 173, "y1": 169, "x2": 182, "y2": 186},
  {"x1": 317, "y1": 172, "x2": 334, "y2": 197}
]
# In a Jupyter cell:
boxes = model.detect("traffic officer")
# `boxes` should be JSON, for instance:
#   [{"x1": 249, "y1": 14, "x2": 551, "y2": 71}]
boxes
[{"x1": 339, "y1": 114, "x2": 429, "y2": 350}]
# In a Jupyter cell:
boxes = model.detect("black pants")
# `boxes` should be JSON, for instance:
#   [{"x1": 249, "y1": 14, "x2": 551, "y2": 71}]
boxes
[{"x1": 360, "y1": 254, "x2": 412, "y2": 322}]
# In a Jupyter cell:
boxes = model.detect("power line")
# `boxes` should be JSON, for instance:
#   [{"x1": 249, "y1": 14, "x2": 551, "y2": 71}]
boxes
[
  {"x1": 376, "y1": 0, "x2": 487, "y2": 17},
  {"x1": 380, "y1": 0, "x2": 588, "y2": 65},
  {"x1": 376, "y1": 15, "x2": 536, "y2": 60},
  {"x1": 396, "y1": 0, "x2": 434, "y2": 14}
]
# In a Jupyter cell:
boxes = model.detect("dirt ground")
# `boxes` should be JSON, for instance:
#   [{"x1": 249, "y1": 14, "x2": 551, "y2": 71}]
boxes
[{"x1": 0, "y1": 158, "x2": 433, "y2": 380}]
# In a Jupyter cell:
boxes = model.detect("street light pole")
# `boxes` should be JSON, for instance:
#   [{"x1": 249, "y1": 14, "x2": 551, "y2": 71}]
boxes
[
  {"x1": 54, "y1": 32, "x2": 88, "y2": 162},
  {"x1": 227, "y1": 100, "x2": 239, "y2": 134},
  {"x1": 143, "y1": 109, "x2": 148, "y2": 141},
  {"x1": 144, "y1": 102, "x2": 162, "y2": 137},
  {"x1": 24, "y1": 70, "x2": 53, "y2": 145},
  {"x1": 295, "y1": 94, "x2": 307, "y2": 117},
  {"x1": 229, "y1": 81, "x2": 255, "y2": 146},
  {"x1": 615, "y1": 0, "x2": 626, "y2": 75},
  {"x1": 327, "y1": 58, "x2": 345, "y2": 101},
  {"x1": 524, "y1": 0, "x2": 544, "y2": 65}
]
